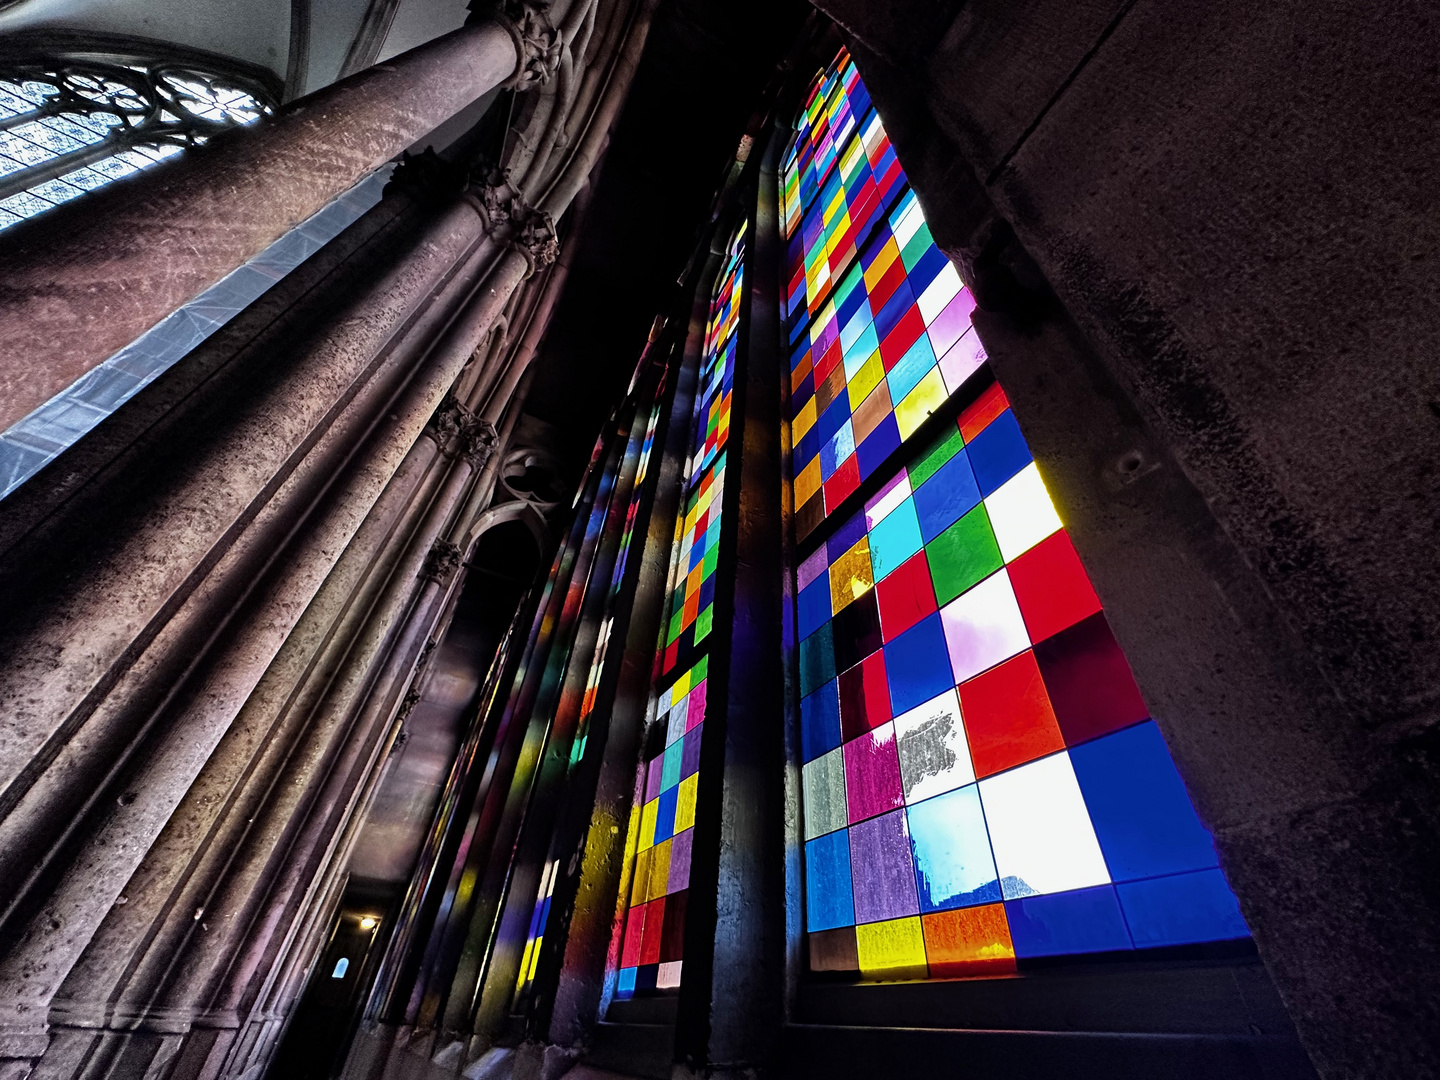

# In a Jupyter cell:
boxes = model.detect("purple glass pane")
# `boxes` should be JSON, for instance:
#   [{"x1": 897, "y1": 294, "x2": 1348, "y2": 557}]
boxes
[
  {"x1": 668, "y1": 827, "x2": 694, "y2": 893},
  {"x1": 681, "y1": 724, "x2": 704, "y2": 778},
  {"x1": 849, "y1": 808, "x2": 920, "y2": 923}
]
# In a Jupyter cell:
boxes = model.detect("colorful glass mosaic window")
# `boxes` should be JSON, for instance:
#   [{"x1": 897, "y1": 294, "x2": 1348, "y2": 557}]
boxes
[
  {"x1": 655, "y1": 224, "x2": 744, "y2": 679},
  {"x1": 798, "y1": 383, "x2": 1249, "y2": 980},
  {"x1": 785, "y1": 48, "x2": 1247, "y2": 984},
  {"x1": 780, "y1": 49, "x2": 986, "y2": 540},
  {"x1": 789, "y1": 190, "x2": 987, "y2": 538},
  {"x1": 614, "y1": 223, "x2": 747, "y2": 998},
  {"x1": 780, "y1": 48, "x2": 872, "y2": 238}
]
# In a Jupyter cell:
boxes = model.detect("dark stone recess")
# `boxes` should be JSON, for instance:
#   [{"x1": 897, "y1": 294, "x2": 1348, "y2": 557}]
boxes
[
  {"x1": 520, "y1": 0, "x2": 809, "y2": 481},
  {"x1": 811, "y1": 0, "x2": 1440, "y2": 1076}
]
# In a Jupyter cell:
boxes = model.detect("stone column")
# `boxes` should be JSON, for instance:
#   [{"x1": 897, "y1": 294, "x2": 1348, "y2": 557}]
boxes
[{"x1": 0, "y1": 0, "x2": 671, "y2": 1073}]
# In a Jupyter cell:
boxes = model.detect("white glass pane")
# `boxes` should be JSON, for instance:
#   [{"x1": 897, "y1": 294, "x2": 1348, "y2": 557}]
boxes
[
  {"x1": 894, "y1": 688, "x2": 974, "y2": 803},
  {"x1": 979, "y1": 751, "x2": 1111, "y2": 898},
  {"x1": 985, "y1": 463, "x2": 1062, "y2": 562},
  {"x1": 802, "y1": 746, "x2": 849, "y2": 838}
]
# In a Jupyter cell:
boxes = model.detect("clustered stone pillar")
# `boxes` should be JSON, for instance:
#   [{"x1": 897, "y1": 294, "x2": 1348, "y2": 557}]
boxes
[{"x1": 0, "y1": 1, "x2": 658, "y2": 1078}]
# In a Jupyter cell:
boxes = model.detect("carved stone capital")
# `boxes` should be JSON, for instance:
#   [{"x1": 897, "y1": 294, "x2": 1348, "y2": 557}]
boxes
[
  {"x1": 427, "y1": 394, "x2": 498, "y2": 464},
  {"x1": 463, "y1": 171, "x2": 559, "y2": 276},
  {"x1": 419, "y1": 539, "x2": 463, "y2": 585},
  {"x1": 460, "y1": 414, "x2": 500, "y2": 466},
  {"x1": 490, "y1": 0, "x2": 562, "y2": 90},
  {"x1": 513, "y1": 207, "x2": 559, "y2": 273}
]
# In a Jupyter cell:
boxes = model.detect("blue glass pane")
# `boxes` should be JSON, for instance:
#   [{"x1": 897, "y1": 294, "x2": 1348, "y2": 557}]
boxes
[
  {"x1": 1070, "y1": 721, "x2": 1220, "y2": 881},
  {"x1": 883, "y1": 612, "x2": 954, "y2": 716},
  {"x1": 908, "y1": 784, "x2": 1002, "y2": 912},
  {"x1": 654, "y1": 786, "x2": 678, "y2": 844},
  {"x1": 1117, "y1": 868, "x2": 1249, "y2": 947},
  {"x1": 1005, "y1": 885, "x2": 1133, "y2": 958},
  {"x1": 806, "y1": 831, "x2": 857, "y2": 931},
  {"x1": 801, "y1": 680, "x2": 844, "y2": 763},
  {"x1": 798, "y1": 577, "x2": 833, "y2": 639},
  {"x1": 913, "y1": 450, "x2": 981, "y2": 542},
  {"x1": 857, "y1": 414, "x2": 901, "y2": 479},
  {"x1": 965, "y1": 410, "x2": 1032, "y2": 496}
]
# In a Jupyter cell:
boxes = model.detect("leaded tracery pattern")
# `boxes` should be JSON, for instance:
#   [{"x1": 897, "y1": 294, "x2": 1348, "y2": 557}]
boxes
[{"x1": 0, "y1": 59, "x2": 273, "y2": 231}]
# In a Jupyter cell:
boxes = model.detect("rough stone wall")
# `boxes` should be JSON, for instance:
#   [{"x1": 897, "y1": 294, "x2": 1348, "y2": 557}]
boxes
[{"x1": 811, "y1": 1, "x2": 1440, "y2": 1077}]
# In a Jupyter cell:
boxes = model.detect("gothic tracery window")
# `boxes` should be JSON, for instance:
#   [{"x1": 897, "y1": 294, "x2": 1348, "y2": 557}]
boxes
[
  {"x1": 785, "y1": 48, "x2": 1250, "y2": 982},
  {"x1": 0, "y1": 56, "x2": 273, "y2": 232}
]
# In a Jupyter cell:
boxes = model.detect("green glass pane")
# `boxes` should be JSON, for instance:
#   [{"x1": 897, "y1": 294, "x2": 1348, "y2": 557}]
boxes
[
  {"x1": 908, "y1": 426, "x2": 964, "y2": 488},
  {"x1": 900, "y1": 223, "x2": 934, "y2": 271},
  {"x1": 702, "y1": 544, "x2": 719, "y2": 578},
  {"x1": 695, "y1": 604, "x2": 713, "y2": 643},
  {"x1": 834, "y1": 261, "x2": 865, "y2": 307},
  {"x1": 927, "y1": 503, "x2": 1003, "y2": 605}
]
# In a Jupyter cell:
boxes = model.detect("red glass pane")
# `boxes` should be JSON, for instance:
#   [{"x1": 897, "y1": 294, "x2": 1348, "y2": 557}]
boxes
[
  {"x1": 1033, "y1": 612, "x2": 1149, "y2": 745},
  {"x1": 875, "y1": 549, "x2": 938, "y2": 640},
  {"x1": 1008, "y1": 530, "x2": 1103, "y2": 644},
  {"x1": 958, "y1": 650, "x2": 1065, "y2": 777}
]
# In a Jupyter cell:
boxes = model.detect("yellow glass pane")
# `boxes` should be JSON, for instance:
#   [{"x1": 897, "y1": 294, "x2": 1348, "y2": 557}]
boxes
[
  {"x1": 847, "y1": 352, "x2": 885, "y2": 411},
  {"x1": 631, "y1": 846, "x2": 653, "y2": 904},
  {"x1": 856, "y1": 916, "x2": 929, "y2": 981},
  {"x1": 675, "y1": 773, "x2": 699, "y2": 833},
  {"x1": 648, "y1": 837, "x2": 673, "y2": 900},
  {"x1": 810, "y1": 301, "x2": 836, "y2": 346},
  {"x1": 639, "y1": 798, "x2": 659, "y2": 851},
  {"x1": 828, "y1": 537, "x2": 873, "y2": 613},
  {"x1": 894, "y1": 367, "x2": 948, "y2": 441},
  {"x1": 671, "y1": 669, "x2": 692, "y2": 701},
  {"x1": 795, "y1": 457, "x2": 823, "y2": 507},
  {"x1": 794, "y1": 397, "x2": 818, "y2": 441},
  {"x1": 863, "y1": 239, "x2": 899, "y2": 292}
]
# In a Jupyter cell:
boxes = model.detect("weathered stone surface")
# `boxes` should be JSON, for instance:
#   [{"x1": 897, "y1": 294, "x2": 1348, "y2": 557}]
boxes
[{"x1": 0, "y1": 22, "x2": 518, "y2": 433}]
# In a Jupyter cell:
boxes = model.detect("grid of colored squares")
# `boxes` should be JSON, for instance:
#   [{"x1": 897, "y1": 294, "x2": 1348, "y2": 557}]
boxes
[
  {"x1": 658, "y1": 225, "x2": 745, "y2": 678},
  {"x1": 615, "y1": 658, "x2": 709, "y2": 997},
  {"x1": 791, "y1": 189, "x2": 988, "y2": 539},
  {"x1": 784, "y1": 107, "x2": 904, "y2": 330},
  {"x1": 780, "y1": 49, "x2": 873, "y2": 240},
  {"x1": 797, "y1": 384, "x2": 1249, "y2": 980}
]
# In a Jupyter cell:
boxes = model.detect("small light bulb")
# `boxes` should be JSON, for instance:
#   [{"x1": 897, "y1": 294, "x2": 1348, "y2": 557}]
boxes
[{"x1": 359, "y1": 916, "x2": 377, "y2": 930}]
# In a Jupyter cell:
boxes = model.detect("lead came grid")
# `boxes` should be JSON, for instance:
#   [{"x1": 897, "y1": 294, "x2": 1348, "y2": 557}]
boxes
[
  {"x1": 614, "y1": 223, "x2": 746, "y2": 998},
  {"x1": 779, "y1": 50, "x2": 872, "y2": 239},
  {"x1": 789, "y1": 190, "x2": 987, "y2": 539},
  {"x1": 657, "y1": 228, "x2": 744, "y2": 677},
  {"x1": 797, "y1": 383, "x2": 1249, "y2": 980}
]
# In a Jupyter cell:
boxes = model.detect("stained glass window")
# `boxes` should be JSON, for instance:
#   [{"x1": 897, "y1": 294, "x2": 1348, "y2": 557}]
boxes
[
  {"x1": 0, "y1": 59, "x2": 272, "y2": 233},
  {"x1": 613, "y1": 222, "x2": 747, "y2": 998},
  {"x1": 784, "y1": 49, "x2": 1248, "y2": 983},
  {"x1": 780, "y1": 49, "x2": 983, "y2": 541}
]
